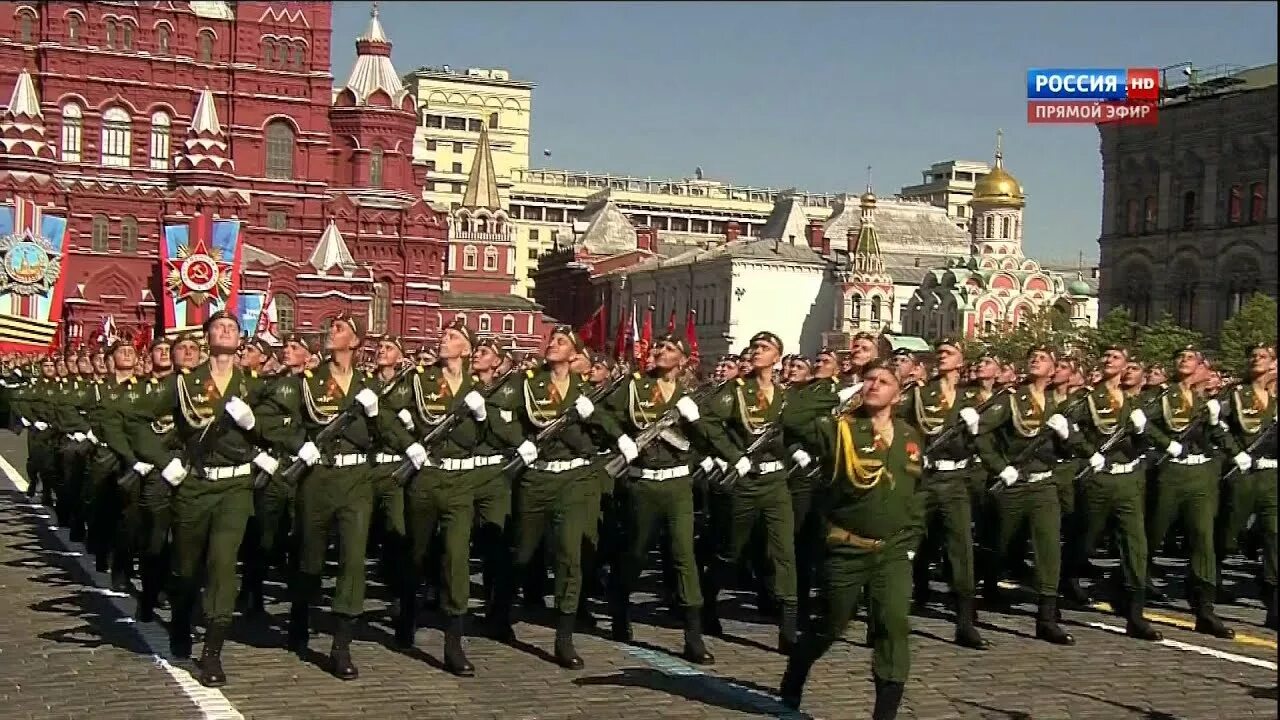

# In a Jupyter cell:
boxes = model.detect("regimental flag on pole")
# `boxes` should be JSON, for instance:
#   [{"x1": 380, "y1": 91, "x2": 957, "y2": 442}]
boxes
[
  {"x1": 100, "y1": 314, "x2": 116, "y2": 346},
  {"x1": 579, "y1": 305, "x2": 606, "y2": 352},
  {"x1": 665, "y1": 309, "x2": 676, "y2": 335},
  {"x1": 684, "y1": 309, "x2": 699, "y2": 369},
  {"x1": 635, "y1": 305, "x2": 653, "y2": 368},
  {"x1": 613, "y1": 304, "x2": 630, "y2": 362},
  {"x1": 0, "y1": 197, "x2": 69, "y2": 352},
  {"x1": 159, "y1": 212, "x2": 243, "y2": 334}
]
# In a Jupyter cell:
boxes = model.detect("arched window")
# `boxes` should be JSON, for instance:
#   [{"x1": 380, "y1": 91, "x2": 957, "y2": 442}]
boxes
[
  {"x1": 369, "y1": 147, "x2": 383, "y2": 188},
  {"x1": 1142, "y1": 195, "x2": 1156, "y2": 233},
  {"x1": 984, "y1": 216, "x2": 994, "y2": 238},
  {"x1": 67, "y1": 14, "x2": 82, "y2": 44},
  {"x1": 502, "y1": 315, "x2": 515, "y2": 333},
  {"x1": 264, "y1": 119, "x2": 295, "y2": 178},
  {"x1": 100, "y1": 107, "x2": 132, "y2": 167},
  {"x1": 122, "y1": 22, "x2": 134, "y2": 50},
  {"x1": 1125, "y1": 199, "x2": 1139, "y2": 234},
  {"x1": 454, "y1": 313, "x2": 467, "y2": 328},
  {"x1": 291, "y1": 44, "x2": 305, "y2": 69},
  {"x1": 197, "y1": 30, "x2": 214, "y2": 63},
  {"x1": 850, "y1": 294, "x2": 862, "y2": 324},
  {"x1": 272, "y1": 42, "x2": 284, "y2": 68},
  {"x1": 478, "y1": 315, "x2": 491, "y2": 332},
  {"x1": 870, "y1": 297, "x2": 882, "y2": 325},
  {"x1": 489, "y1": 112, "x2": 499, "y2": 129},
  {"x1": 60, "y1": 104, "x2": 83, "y2": 163},
  {"x1": 149, "y1": 111, "x2": 171, "y2": 170},
  {"x1": 105, "y1": 19, "x2": 118, "y2": 48},
  {"x1": 369, "y1": 282, "x2": 390, "y2": 335},
  {"x1": 1001, "y1": 217, "x2": 1011, "y2": 239},
  {"x1": 483, "y1": 246, "x2": 499, "y2": 272},
  {"x1": 17, "y1": 10, "x2": 36, "y2": 43},
  {"x1": 275, "y1": 294, "x2": 296, "y2": 333},
  {"x1": 120, "y1": 216, "x2": 138, "y2": 253},
  {"x1": 1171, "y1": 263, "x2": 1197, "y2": 327},
  {"x1": 156, "y1": 26, "x2": 170, "y2": 55},
  {"x1": 1228, "y1": 184, "x2": 1243, "y2": 224},
  {"x1": 1181, "y1": 190, "x2": 1197, "y2": 230},
  {"x1": 260, "y1": 39, "x2": 274, "y2": 66},
  {"x1": 1249, "y1": 182, "x2": 1266, "y2": 223},
  {"x1": 463, "y1": 245, "x2": 478, "y2": 270},
  {"x1": 91, "y1": 215, "x2": 109, "y2": 251}
]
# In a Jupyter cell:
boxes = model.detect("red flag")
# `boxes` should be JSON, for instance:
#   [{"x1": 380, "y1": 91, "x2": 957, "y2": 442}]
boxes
[
  {"x1": 635, "y1": 305, "x2": 654, "y2": 368},
  {"x1": 665, "y1": 309, "x2": 676, "y2": 335},
  {"x1": 613, "y1": 305, "x2": 630, "y2": 361},
  {"x1": 579, "y1": 305, "x2": 606, "y2": 351},
  {"x1": 684, "y1": 309, "x2": 699, "y2": 369}
]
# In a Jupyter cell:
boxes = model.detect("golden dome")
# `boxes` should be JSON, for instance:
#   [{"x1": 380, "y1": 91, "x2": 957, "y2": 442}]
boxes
[
  {"x1": 972, "y1": 130, "x2": 1025, "y2": 208},
  {"x1": 859, "y1": 190, "x2": 877, "y2": 205}
]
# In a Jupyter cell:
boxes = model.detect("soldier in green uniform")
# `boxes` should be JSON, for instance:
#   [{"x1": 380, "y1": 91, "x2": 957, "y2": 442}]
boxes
[
  {"x1": 1144, "y1": 345, "x2": 1234, "y2": 638},
  {"x1": 972, "y1": 344, "x2": 1075, "y2": 645},
  {"x1": 393, "y1": 319, "x2": 497, "y2": 676},
  {"x1": 575, "y1": 350, "x2": 618, "y2": 628},
  {"x1": 16, "y1": 356, "x2": 57, "y2": 505},
  {"x1": 698, "y1": 330, "x2": 800, "y2": 653},
  {"x1": 365, "y1": 335, "x2": 413, "y2": 616},
  {"x1": 54, "y1": 350, "x2": 95, "y2": 542},
  {"x1": 1068, "y1": 345, "x2": 1163, "y2": 640},
  {"x1": 469, "y1": 337, "x2": 518, "y2": 622},
  {"x1": 261, "y1": 313, "x2": 427, "y2": 680},
  {"x1": 899, "y1": 337, "x2": 991, "y2": 649},
  {"x1": 153, "y1": 311, "x2": 280, "y2": 687},
  {"x1": 1218, "y1": 343, "x2": 1277, "y2": 629},
  {"x1": 90, "y1": 339, "x2": 142, "y2": 591},
  {"x1": 1047, "y1": 355, "x2": 1092, "y2": 607},
  {"x1": 488, "y1": 325, "x2": 629, "y2": 669},
  {"x1": 779, "y1": 359, "x2": 925, "y2": 718},
  {"x1": 604, "y1": 333, "x2": 714, "y2": 664}
]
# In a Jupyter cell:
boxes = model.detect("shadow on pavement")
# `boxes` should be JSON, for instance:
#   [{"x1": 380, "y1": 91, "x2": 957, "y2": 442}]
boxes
[{"x1": 573, "y1": 666, "x2": 808, "y2": 718}]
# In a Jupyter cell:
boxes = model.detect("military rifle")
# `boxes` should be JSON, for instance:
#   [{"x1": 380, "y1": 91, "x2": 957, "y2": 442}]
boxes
[
  {"x1": 499, "y1": 369, "x2": 629, "y2": 475},
  {"x1": 1223, "y1": 414, "x2": 1277, "y2": 481},
  {"x1": 1073, "y1": 384, "x2": 1175, "y2": 481},
  {"x1": 923, "y1": 384, "x2": 1012, "y2": 456},
  {"x1": 1150, "y1": 381, "x2": 1240, "y2": 468},
  {"x1": 278, "y1": 361, "x2": 419, "y2": 485},
  {"x1": 989, "y1": 390, "x2": 1092, "y2": 493},
  {"x1": 603, "y1": 378, "x2": 725, "y2": 480},
  {"x1": 389, "y1": 366, "x2": 519, "y2": 484}
]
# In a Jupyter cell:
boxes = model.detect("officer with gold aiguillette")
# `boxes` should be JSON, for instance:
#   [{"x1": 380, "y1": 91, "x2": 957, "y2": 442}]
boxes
[{"x1": 779, "y1": 359, "x2": 925, "y2": 719}]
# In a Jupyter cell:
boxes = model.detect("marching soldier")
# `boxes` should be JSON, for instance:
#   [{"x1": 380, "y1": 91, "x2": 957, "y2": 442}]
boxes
[
  {"x1": 604, "y1": 333, "x2": 714, "y2": 664},
  {"x1": 900, "y1": 337, "x2": 990, "y2": 649},
  {"x1": 365, "y1": 335, "x2": 412, "y2": 617},
  {"x1": 468, "y1": 337, "x2": 518, "y2": 623},
  {"x1": 1144, "y1": 345, "x2": 1234, "y2": 638},
  {"x1": 1049, "y1": 355, "x2": 1091, "y2": 607},
  {"x1": 779, "y1": 359, "x2": 925, "y2": 718},
  {"x1": 1218, "y1": 343, "x2": 1277, "y2": 629},
  {"x1": 973, "y1": 344, "x2": 1076, "y2": 645},
  {"x1": 90, "y1": 339, "x2": 141, "y2": 591}
]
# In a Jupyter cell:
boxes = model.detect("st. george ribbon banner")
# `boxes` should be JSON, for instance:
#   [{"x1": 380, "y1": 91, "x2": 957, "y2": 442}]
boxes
[{"x1": 0, "y1": 196, "x2": 69, "y2": 352}]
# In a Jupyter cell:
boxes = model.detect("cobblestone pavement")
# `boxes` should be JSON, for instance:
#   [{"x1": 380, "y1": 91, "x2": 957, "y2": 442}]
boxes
[{"x1": 0, "y1": 430, "x2": 1276, "y2": 720}]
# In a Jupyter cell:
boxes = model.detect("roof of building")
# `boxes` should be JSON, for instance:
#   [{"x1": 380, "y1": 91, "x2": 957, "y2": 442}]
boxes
[
  {"x1": 342, "y1": 6, "x2": 408, "y2": 106},
  {"x1": 824, "y1": 194, "x2": 970, "y2": 256},
  {"x1": 461, "y1": 125, "x2": 502, "y2": 211},
  {"x1": 972, "y1": 130, "x2": 1024, "y2": 208},
  {"x1": 615, "y1": 236, "x2": 826, "y2": 277},
  {"x1": 441, "y1": 291, "x2": 542, "y2": 312},
  {"x1": 758, "y1": 192, "x2": 811, "y2": 244},
  {"x1": 4, "y1": 68, "x2": 41, "y2": 119},
  {"x1": 308, "y1": 221, "x2": 358, "y2": 274},
  {"x1": 573, "y1": 194, "x2": 639, "y2": 256}
]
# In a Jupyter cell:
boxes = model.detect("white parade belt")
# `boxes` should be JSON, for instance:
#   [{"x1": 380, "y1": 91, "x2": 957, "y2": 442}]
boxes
[
  {"x1": 931, "y1": 459, "x2": 969, "y2": 472},
  {"x1": 440, "y1": 455, "x2": 504, "y2": 472},
  {"x1": 1255, "y1": 458, "x2": 1278, "y2": 470},
  {"x1": 755, "y1": 460, "x2": 786, "y2": 475},
  {"x1": 1026, "y1": 471, "x2": 1054, "y2": 483},
  {"x1": 530, "y1": 458, "x2": 591, "y2": 473},
  {"x1": 205, "y1": 464, "x2": 252, "y2": 481},
  {"x1": 325, "y1": 453, "x2": 367, "y2": 468},
  {"x1": 374, "y1": 453, "x2": 403, "y2": 465},
  {"x1": 1170, "y1": 454, "x2": 1210, "y2": 466},
  {"x1": 1105, "y1": 458, "x2": 1142, "y2": 475},
  {"x1": 629, "y1": 465, "x2": 690, "y2": 482}
]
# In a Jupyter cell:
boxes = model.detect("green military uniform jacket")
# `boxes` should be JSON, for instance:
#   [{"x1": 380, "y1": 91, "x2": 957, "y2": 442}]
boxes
[
  {"x1": 1143, "y1": 382, "x2": 1229, "y2": 458},
  {"x1": 101, "y1": 374, "x2": 182, "y2": 468},
  {"x1": 53, "y1": 376, "x2": 93, "y2": 435},
  {"x1": 601, "y1": 371, "x2": 698, "y2": 470},
  {"x1": 259, "y1": 361, "x2": 409, "y2": 461},
  {"x1": 397, "y1": 363, "x2": 498, "y2": 460},
  {"x1": 699, "y1": 375, "x2": 786, "y2": 466},
  {"x1": 489, "y1": 367, "x2": 624, "y2": 462},
  {"x1": 1220, "y1": 383, "x2": 1277, "y2": 458},
  {"x1": 168, "y1": 362, "x2": 272, "y2": 470},
  {"x1": 780, "y1": 377, "x2": 841, "y2": 443},
  {"x1": 1074, "y1": 384, "x2": 1146, "y2": 465},
  {"x1": 898, "y1": 379, "x2": 990, "y2": 464},
  {"x1": 91, "y1": 375, "x2": 143, "y2": 463},
  {"x1": 974, "y1": 383, "x2": 1076, "y2": 476}
]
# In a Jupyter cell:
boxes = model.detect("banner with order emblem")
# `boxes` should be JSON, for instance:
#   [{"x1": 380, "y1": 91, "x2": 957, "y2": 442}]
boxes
[
  {"x1": 0, "y1": 197, "x2": 69, "y2": 352},
  {"x1": 160, "y1": 212, "x2": 243, "y2": 334}
]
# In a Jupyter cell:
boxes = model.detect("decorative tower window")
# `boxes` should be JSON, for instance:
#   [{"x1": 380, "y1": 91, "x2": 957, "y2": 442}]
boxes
[
  {"x1": 369, "y1": 148, "x2": 384, "y2": 188},
  {"x1": 369, "y1": 282, "x2": 390, "y2": 334},
  {"x1": 275, "y1": 295, "x2": 296, "y2": 333},
  {"x1": 91, "y1": 215, "x2": 110, "y2": 251},
  {"x1": 463, "y1": 246, "x2": 478, "y2": 270},
  {"x1": 156, "y1": 26, "x2": 170, "y2": 55},
  {"x1": 197, "y1": 30, "x2": 214, "y2": 63},
  {"x1": 1249, "y1": 182, "x2": 1265, "y2": 223},
  {"x1": 120, "y1": 216, "x2": 138, "y2": 253},
  {"x1": 1228, "y1": 184, "x2": 1243, "y2": 224},
  {"x1": 484, "y1": 246, "x2": 499, "y2": 271},
  {"x1": 149, "y1": 111, "x2": 171, "y2": 170},
  {"x1": 264, "y1": 120, "x2": 295, "y2": 179},
  {"x1": 60, "y1": 104, "x2": 83, "y2": 163},
  {"x1": 100, "y1": 107, "x2": 133, "y2": 167}
]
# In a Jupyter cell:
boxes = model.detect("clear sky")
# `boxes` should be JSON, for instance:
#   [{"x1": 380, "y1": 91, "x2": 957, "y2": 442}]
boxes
[{"x1": 331, "y1": 1, "x2": 1277, "y2": 264}]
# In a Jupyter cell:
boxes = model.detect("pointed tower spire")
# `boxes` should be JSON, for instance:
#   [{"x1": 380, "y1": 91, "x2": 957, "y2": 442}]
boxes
[
  {"x1": 462, "y1": 124, "x2": 502, "y2": 210},
  {"x1": 309, "y1": 221, "x2": 358, "y2": 275},
  {"x1": 0, "y1": 68, "x2": 55, "y2": 162},
  {"x1": 994, "y1": 128, "x2": 1004, "y2": 169},
  {"x1": 174, "y1": 87, "x2": 232, "y2": 176},
  {"x1": 342, "y1": 2, "x2": 405, "y2": 106}
]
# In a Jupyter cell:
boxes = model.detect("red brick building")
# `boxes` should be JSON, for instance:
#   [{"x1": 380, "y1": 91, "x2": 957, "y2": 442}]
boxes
[{"x1": 0, "y1": 1, "x2": 541, "y2": 351}]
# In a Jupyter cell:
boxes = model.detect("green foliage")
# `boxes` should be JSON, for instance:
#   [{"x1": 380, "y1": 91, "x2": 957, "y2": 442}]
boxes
[
  {"x1": 1218, "y1": 293, "x2": 1278, "y2": 377},
  {"x1": 974, "y1": 307, "x2": 1089, "y2": 364},
  {"x1": 1135, "y1": 313, "x2": 1204, "y2": 367}
]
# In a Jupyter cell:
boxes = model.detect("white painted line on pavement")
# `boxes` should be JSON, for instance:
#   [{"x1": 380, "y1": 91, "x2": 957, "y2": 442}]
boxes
[
  {"x1": 1085, "y1": 621, "x2": 1278, "y2": 671},
  {"x1": 0, "y1": 451, "x2": 246, "y2": 720}
]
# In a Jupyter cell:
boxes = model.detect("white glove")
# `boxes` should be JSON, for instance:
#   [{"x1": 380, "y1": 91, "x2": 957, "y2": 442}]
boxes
[
  {"x1": 405, "y1": 442, "x2": 428, "y2": 470},
  {"x1": 517, "y1": 440, "x2": 538, "y2": 465},
  {"x1": 132, "y1": 461, "x2": 154, "y2": 476},
  {"x1": 161, "y1": 458, "x2": 187, "y2": 486},
  {"x1": 837, "y1": 384, "x2": 859, "y2": 403},
  {"x1": 462, "y1": 390, "x2": 488, "y2": 421},
  {"x1": 960, "y1": 407, "x2": 981, "y2": 435},
  {"x1": 1234, "y1": 452, "x2": 1253, "y2": 473},
  {"x1": 573, "y1": 395, "x2": 594, "y2": 419},
  {"x1": 19, "y1": 417, "x2": 30, "y2": 427},
  {"x1": 699, "y1": 457, "x2": 715, "y2": 473},
  {"x1": 34, "y1": 421, "x2": 48, "y2": 431},
  {"x1": 734, "y1": 455, "x2": 752, "y2": 477},
  {"x1": 1046, "y1": 413, "x2": 1070, "y2": 439},
  {"x1": 617, "y1": 434, "x2": 639, "y2": 462},
  {"x1": 397, "y1": 408, "x2": 415, "y2": 431},
  {"x1": 224, "y1": 396, "x2": 255, "y2": 430},
  {"x1": 354, "y1": 388, "x2": 379, "y2": 417},
  {"x1": 714, "y1": 458, "x2": 728, "y2": 471},
  {"x1": 297, "y1": 441, "x2": 321, "y2": 467},
  {"x1": 1206, "y1": 399, "x2": 1221, "y2": 425},
  {"x1": 1129, "y1": 409, "x2": 1147, "y2": 434},
  {"x1": 675, "y1": 396, "x2": 700, "y2": 422},
  {"x1": 999, "y1": 465, "x2": 1019, "y2": 486},
  {"x1": 252, "y1": 452, "x2": 279, "y2": 475},
  {"x1": 85, "y1": 430, "x2": 99, "y2": 444},
  {"x1": 1165, "y1": 441, "x2": 1184, "y2": 458},
  {"x1": 1088, "y1": 453, "x2": 1106, "y2": 472},
  {"x1": 72, "y1": 432, "x2": 86, "y2": 443},
  {"x1": 792, "y1": 448, "x2": 812, "y2": 469}
]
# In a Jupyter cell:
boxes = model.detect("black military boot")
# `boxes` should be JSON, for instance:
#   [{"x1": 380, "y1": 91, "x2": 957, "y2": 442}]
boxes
[
  {"x1": 1146, "y1": 563, "x2": 1168, "y2": 602},
  {"x1": 682, "y1": 607, "x2": 714, "y2": 665},
  {"x1": 1192, "y1": 583, "x2": 1235, "y2": 639},
  {"x1": 287, "y1": 573, "x2": 320, "y2": 655},
  {"x1": 1060, "y1": 576, "x2": 1091, "y2": 608},
  {"x1": 778, "y1": 649, "x2": 814, "y2": 710},
  {"x1": 778, "y1": 601, "x2": 799, "y2": 655},
  {"x1": 198, "y1": 623, "x2": 229, "y2": 687},
  {"x1": 442, "y1": 614, "x2": 475, "y2": 677},
  {"x1": 1262, "y1": 583, "x2": 1278, "y2": 630},
  {"x1": 553, "y1": 611, "x2": 584, "y2": 670},
  {"x1": 954, "y1": 595, "x2": 991, "y2": 650},
  {"x1": 167, "y1": 581, "x2": 194, "y2": 659},
  {"x1": 872, "y1": 675, "x2": 906, "y2": 720},
  {"x1": 328, "y1": 615, "x2": 359, "y2": 680},
  {"x1": 482, "y1": 576, "x2": 516, "y2": 644},
  {"x1": 393, "y1": 585, "x2": 417, "y2": 650},
  {"x1": 1034, "y1": 595, "x2": 1075, "y2": 645},
  {"x1": 1125, "y1": 589, "x2": 1162, "y2": 641},
  {"x1": 610, "y1": 594, "x2": 633, "y2": 643},
  {"x1": 1215, "y1": 558, "x2": 1238, "y2": 604},
  {"x1": 137, "y1": 556, "x2": 160, "y2": 623}
]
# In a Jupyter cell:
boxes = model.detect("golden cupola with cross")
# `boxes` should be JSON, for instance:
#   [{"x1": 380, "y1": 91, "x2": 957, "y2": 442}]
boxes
[{"x1": 970, "y1": 130, "x2": 1026, "y2": 257}]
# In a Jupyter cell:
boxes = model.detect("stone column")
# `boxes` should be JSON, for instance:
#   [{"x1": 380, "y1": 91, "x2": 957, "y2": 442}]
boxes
[
  {"x1": 1268, "y1": 152, "x2": 1277, "y2": 220},
  {"x1": 1100, "y1": 164, "x2": 1118, "y2": 236},
  {"x1": 1156, "y1": 169, "x2": 1172, "y2": 230},
  {"x1": 1201, "y1": 163, "x2": 1218, "y2": 227}
]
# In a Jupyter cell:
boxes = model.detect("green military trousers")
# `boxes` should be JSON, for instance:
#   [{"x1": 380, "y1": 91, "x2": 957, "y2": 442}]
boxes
[
  {"x1": 405, "y1": 467, "x2": 479, "y2": 616},
  {"x1": 988, "y1": 479, "x2": 1061, "y2": 597},
  {"x1": 1147, "y1": 461, "x2": 1219, "y2": 587},
  {"x1": 1078, "y1": 466, "x2": 1148, "y2": 589},
  {"x1": 716, "y1": 470, "x2": 797, "y2": 603},
  {"x1": 789, "y1": 473, "x2": 826, "y2": 620},
  {"x1": 171, "y1": 474, "x2": 254, "y2": 624},
  {"x1": 296, "y1": 466, "x2": 374, "y2": 617},
  {"x1": 471, "y1": 467, "x2": 511, "y2": 609},
  {"x1": 255, "y1": 473, "x2": 296, "y2": 563},
  {"x1": 917, "y1": 468, "x2": 977, "y2": 597},
  {"x1": 512, "y1": 466, "x2": 592, "y2": 614},
  {"x1": 1220, "y1": 466, "x2": 1278, "y2": 586},
  {"x1": 139, "y1": 475, "x2": 173, "y2": 556},
  {"x1": 618, "y1": 474, "x2": 703, "y2": 608}
]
